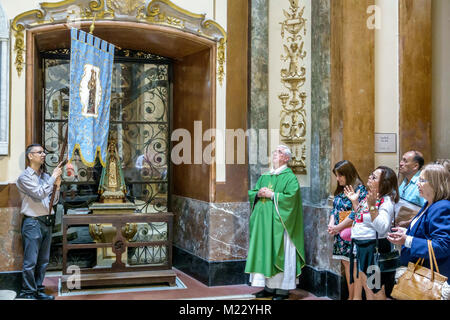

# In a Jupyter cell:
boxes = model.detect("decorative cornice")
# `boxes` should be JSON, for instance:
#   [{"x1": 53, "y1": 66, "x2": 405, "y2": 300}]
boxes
[{"x1": 11, "y1": 0, "x2": 227, "y2": 83}]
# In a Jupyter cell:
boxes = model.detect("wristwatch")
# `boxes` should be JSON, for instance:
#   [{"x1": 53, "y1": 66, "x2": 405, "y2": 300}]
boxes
[{"x1": 369, "y1": 206, "x2": 377, "y2": 211}]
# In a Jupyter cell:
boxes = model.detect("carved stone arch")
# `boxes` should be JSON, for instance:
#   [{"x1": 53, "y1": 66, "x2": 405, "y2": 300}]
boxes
[{"x1": 11, "y1": 0, "x2": 226, "y2": 83}]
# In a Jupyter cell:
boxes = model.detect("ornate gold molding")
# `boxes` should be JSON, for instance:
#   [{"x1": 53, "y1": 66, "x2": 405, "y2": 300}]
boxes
[
  {"x1": 278, "y1": 0, "x2": 308, "y2": 175},
  {"x1": 11, "y1": 0, "x2": 227, "y2": 84}
]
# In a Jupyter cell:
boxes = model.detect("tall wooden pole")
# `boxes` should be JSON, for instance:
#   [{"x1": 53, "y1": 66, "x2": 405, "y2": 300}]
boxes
[{"x1": 48, "y1": 125, "x2": 69, "y2": 215}]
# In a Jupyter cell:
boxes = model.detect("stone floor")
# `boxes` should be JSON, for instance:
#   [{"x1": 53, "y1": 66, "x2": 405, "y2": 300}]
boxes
[{"x1": 32, "y1": 268, "x2": 330, "y2": 300}]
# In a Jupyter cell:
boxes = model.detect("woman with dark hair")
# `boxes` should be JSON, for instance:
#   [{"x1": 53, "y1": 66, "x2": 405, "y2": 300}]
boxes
[
  {"x1": 327, "y1": 160, "x2": 367, "y2": 300},
  {"x1": 345, "y1": 166, "x2": 399, "y2": 300}
]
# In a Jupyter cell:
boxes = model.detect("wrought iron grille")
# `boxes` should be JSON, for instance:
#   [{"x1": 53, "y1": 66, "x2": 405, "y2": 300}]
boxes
[{"x1": 42, "y1": 49, "x2": 172, "y2": 266}]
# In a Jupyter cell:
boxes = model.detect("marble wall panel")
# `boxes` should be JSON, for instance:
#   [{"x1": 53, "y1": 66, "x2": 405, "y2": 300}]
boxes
[
  {"x1": 172, "y1": 195, "x2": 250, "y2": 262},
  {"x1": 172, "y1": 195, "x2": 210, "y2": 260},
  {"x1": 208, "y1": 202, "x2": 250, "y2": 261},
  {"x1": 303, "y1": 205, "x2": 340, "y2": 274},
  {"x1": 0, "y1": 208, "x2": 23, "y2": 271}
]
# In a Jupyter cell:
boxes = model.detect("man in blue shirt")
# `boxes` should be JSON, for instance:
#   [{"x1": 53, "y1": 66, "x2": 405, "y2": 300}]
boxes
[{"x1": 397, "y1": 151, "x2": 426, "y2": 227}]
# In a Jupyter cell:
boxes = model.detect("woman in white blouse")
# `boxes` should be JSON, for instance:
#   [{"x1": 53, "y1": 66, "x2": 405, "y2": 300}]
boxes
[{"x1": 345, "y1": 166, "x2": 399, "y2": 300}]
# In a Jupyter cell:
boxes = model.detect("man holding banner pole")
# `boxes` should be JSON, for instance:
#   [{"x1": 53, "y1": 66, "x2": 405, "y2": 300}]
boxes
[{"x1": 16, "y1": 144, "x2": 63, "y2": 300}]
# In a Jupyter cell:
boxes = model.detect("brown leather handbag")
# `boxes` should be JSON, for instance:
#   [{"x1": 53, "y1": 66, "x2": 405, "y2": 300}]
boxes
[
  {"x1": 391, "y1": 240, "x2": 448, "y2": 300},
  {"x1": 338, "y1": 210, "x2": 352, "y2": 224}
]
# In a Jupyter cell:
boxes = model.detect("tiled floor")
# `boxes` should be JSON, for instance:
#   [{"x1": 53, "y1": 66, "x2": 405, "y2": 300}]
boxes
[{"x1": 42, "y1": 268, "x2": 330, "y2": 300}]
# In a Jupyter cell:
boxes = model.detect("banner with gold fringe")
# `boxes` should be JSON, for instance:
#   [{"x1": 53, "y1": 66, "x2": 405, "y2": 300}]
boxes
[{"x1": 68, "y1": 28, "x2": 114, "y2": 167}]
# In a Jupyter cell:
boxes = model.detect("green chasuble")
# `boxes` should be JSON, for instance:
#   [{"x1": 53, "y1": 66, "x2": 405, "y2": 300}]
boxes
[{"x1": 245, "y1": 167, "x2": 305, "y2": 278}]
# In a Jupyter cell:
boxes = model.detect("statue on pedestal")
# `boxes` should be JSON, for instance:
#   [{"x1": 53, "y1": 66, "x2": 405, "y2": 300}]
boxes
[
  {"x1": 98, "y1": 140, "x2": 127, "y2": 203},
  {"x1": 89, "y1": 139, "x2": 137, "y2": 267}
]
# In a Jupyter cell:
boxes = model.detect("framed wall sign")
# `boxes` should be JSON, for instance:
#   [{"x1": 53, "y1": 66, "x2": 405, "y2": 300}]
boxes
[{"x1": 375, "y1": 133, "x2": 397, "y2": 153}]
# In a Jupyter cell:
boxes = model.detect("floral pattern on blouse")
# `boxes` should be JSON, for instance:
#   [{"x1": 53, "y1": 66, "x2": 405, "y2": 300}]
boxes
[
  {"x1": 354, "y1": 197, "x2": 384, "y2": 224},
  {"x1": 330, "y1": 184, "x2": 367, "y2": 258}
]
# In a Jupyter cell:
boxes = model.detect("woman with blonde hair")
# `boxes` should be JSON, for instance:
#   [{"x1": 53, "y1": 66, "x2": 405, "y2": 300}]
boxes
[{"x1": 388, "y1": 163, "x2": 450, "y2": 299}]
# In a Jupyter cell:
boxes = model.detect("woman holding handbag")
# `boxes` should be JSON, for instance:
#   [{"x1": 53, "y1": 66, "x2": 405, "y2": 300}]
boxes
[
  {"x1": 387, "y1": 163, "x2": 450, "y2": 300},
  {"x1": 327, "y1": 160, "x2": 367, "y2": 300},
  {"x1": 346, "y1": 166, "x2": 399, "y2": 300}
]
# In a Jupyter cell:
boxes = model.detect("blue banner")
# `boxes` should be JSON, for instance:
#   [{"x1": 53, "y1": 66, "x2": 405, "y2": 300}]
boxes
[{"x1": 68, "y1": 28, "x2": 114, "y2": 167}]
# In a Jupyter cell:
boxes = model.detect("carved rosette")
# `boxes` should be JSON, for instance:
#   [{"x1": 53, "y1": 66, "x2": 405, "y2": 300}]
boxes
[
  {"x1": 11, "y1": 0, "x2": 226, "y2": 84},
  {"x1": 278, "y1": 0, "x2": 308, "y2": 175}
]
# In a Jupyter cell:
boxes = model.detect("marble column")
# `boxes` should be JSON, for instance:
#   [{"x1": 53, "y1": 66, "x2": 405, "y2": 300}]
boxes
[
  {"x1": 248, "y1": 0, "x2": 270, "y2": 188},
  {"x1": 298, "y1": 0, "x2": 345, "y2": 300}
]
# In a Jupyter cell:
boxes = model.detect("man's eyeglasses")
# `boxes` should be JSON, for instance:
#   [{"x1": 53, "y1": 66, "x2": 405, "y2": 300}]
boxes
[{"x1": 30, "y1": 151, "x2": 46, "y2": 155}]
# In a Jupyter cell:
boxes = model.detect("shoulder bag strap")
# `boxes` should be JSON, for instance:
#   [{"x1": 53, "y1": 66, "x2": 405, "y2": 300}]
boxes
[
  {"x1": 427, "y1": 240, "x2": 436, "y2": 289},
  {"x1": 375, "y1": 231, "x2": 379, "y2": 254},
  {"x1": 428, "y1": 240, "x2": 440, "y2": 275}
]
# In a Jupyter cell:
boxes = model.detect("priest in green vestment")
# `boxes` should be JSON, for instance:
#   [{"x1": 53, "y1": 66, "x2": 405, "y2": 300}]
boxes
[{"x1": 245, "y1": 145, "x2": 305, "y2": 300}]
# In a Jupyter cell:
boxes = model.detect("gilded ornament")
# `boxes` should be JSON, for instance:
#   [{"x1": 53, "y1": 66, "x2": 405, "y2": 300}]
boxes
[
  {"x1": 217, "y1": 38, "x2": 226, "y2": 85},
  {"x1": 278, "y1": 2, "x2": 308, "y2": 175},
  {"x1": 13, "y1": 31, "x2": 24, "y2": 77},
  {"x1": 108, "y1": 0, "x2": 146, "y2": 15}
]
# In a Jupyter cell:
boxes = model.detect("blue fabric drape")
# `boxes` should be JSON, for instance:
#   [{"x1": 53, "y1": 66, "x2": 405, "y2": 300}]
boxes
[{"x1": 68, "y1": 28, "x2": 114, "y2": 167}]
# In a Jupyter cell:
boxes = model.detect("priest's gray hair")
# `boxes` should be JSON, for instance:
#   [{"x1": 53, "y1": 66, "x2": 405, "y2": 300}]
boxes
[{"x1": 277, "y1": 145, "x2": 292, "y2": 161}]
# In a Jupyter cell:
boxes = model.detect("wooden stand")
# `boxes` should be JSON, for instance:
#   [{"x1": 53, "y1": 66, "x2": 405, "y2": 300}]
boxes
[{"x1": 61, "y1": 213, "x2": 176, "y2": 293}]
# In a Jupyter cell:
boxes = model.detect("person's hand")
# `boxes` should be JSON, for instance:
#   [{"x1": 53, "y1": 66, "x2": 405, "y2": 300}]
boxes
[
  {"x1": 257, "y1": 187, "x2": 272, "y2": 198},
  {"x1": 367, "y1": 188, "x2": 379, "y2": 208},
  {"x1": 328, "y1": 221, "x2": 334, "y2": 230},
  {"x1": 52, "y1": 166, "x2": 62, "y2": 180},
  {"x1": 387, "y1": 227, "x2": 407, "y2": 246},
  {"x1": 257, "y1": 187, "x2": 266, "y2": 197},
  {"x1": 327, "y1": 215, "x2": 335, "y2": 234},
  {"x1": 262, "y1": 188, "x2": 274, "y2": 199},
  {"x1": 328, "y1": 225, "x2": 340, "y2": 235},
  {"x1": 327, "y1": 224, "x2": 335, "y2": 235},
  {"x1": 344, "y1": 185, "x2": 360, "y2": 203},
  {"x1": 55, "y1": 176, "x2": 62, "y2": 189},
  {"x1": 327, "y1": 226, "x2": 333, "y2": 235}
]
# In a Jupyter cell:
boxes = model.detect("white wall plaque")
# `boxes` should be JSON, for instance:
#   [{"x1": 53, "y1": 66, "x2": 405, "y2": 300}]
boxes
[{"x1": 375, "y1": 133, "x2": 397, "y2": 153}]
